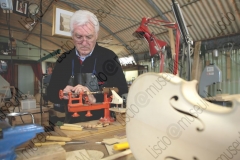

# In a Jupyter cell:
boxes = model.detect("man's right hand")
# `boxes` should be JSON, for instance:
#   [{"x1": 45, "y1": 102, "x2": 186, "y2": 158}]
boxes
[{"x1": 63, "y1": 85, "x2": 74, "y2": 99}]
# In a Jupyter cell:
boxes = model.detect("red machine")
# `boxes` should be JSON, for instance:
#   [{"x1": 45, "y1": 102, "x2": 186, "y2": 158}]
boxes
[
  {"x1": 59, "y1": 88, "x2": 119, "y2": 123},
  {"x1": 133, "y1": 17, "x2": 180, "y2": 75}
]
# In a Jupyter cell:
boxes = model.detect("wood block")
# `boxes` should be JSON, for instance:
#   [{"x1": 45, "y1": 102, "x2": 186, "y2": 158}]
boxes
[
  {"x1": 16, "y1": 144, "x2": 66, "y2": 160},
  {"x1": 109, "y1": 108, "x2": 126, "y2": 113},
  {"x1": 102, "y1": 138, "x2": 120, "y2": 145},
  {"x1": 115, "y1": 112, "x2": 126, "y2": 125}
]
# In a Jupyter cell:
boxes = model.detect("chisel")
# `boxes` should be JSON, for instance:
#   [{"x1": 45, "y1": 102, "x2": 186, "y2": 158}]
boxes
[{"x1": 34, "y1": 141, "x2": 87, "y2": 146}]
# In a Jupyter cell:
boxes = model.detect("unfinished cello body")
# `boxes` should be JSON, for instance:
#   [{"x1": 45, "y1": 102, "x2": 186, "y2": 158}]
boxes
[{"x1": 126, "y1": 72, "x2": 240, "y2": 160}]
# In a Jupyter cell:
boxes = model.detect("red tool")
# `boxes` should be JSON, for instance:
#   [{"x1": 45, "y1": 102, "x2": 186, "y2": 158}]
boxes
[
  {"x1": 59, "y1": 88, "x2": 118, "y2": 123},
  {"x1": 133, "y1": 17, "x2": 180, "y2": 75}
]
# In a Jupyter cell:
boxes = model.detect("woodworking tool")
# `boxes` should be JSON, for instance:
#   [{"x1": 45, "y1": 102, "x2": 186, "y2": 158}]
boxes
[
  {"x1": 59, "y1": 87, "x2": 122, "y2": 123},
  {"x1": 34, "y1": 140, "x2": 87, "y2": 146},
  {"x1": 46, "y1": 135, "x2": 72, "y2": 141},
  {"x1": 113, "y1": 142, "x2": 129, "y2": 151},
  {"x1": 0, "y1": 121, "x2": 43, "y2": 160}
]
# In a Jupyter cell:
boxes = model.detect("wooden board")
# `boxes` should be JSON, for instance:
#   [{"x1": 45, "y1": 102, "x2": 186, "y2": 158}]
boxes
[
  {"x1": 59, "y1": 120, "x2": 125, "y2": 139},
  {"x1": 191, "y1": 41, "x2": 201, "y2": 81},
  {"x1": 16, "y1": 144, "x2": 66, "y2": 160},
  {"x1": 109, "y1": 108, "x2": 126, "y2": 113},
  {"x1": 205, "y1": 94, "x2": 240, "y2": 101},
  {"x1": 168, "y1": 28, "x2": 175, "y2": 59}
]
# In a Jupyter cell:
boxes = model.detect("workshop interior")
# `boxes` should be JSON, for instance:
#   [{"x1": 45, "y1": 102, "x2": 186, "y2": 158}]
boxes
[{"x1": 0, "y1": 0, "x2": 240, "y2": 159}]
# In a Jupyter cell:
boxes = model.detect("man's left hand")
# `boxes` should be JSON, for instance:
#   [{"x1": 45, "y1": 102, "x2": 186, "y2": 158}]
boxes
[{"x1": 72, "y1": 85, "x2": 96, "y2": 103}]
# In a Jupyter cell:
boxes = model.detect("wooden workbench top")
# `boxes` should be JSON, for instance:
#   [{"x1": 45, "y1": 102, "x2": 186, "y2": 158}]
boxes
[
  {"x1": 15, "y1": 120, "x2": 135, "y2": 159},
  {"x1": 58, "y1": 120, "x2": 125, "y2": 139},
  {"x1": 56, "y1": 120, "x2": 135, "y2": 160}
]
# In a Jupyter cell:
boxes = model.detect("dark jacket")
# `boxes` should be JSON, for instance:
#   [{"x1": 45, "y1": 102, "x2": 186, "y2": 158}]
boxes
[{"x1": 47, "y1": 43, "x2": 128, "y2": 120}]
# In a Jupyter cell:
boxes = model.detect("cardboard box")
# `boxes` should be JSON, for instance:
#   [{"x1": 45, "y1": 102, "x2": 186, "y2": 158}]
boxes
[{"x1": 21, "y1": 99, "x2": 37, "y2": 110}]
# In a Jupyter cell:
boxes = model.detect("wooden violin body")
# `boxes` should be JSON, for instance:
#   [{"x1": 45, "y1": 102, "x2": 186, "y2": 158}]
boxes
[{"x1": 126, "y1": 72, "x2": 240, "y2": 160}]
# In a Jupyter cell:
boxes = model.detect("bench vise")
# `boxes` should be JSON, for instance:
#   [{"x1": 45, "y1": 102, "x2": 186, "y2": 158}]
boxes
[{"x1": 0, "y1": 122, "x2": 43, "y2": 160}]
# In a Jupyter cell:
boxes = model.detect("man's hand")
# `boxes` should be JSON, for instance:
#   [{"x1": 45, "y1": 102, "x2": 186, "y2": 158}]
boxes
[
  {"x1": 63, "y1": 85, "x2": 74, "y2": 99},
  {"x1": 72, "y1": 85, "x2": 96, "y2": 104},
  {"x1": 72, "y1": 84, "x2": 88, "y2": 94}
]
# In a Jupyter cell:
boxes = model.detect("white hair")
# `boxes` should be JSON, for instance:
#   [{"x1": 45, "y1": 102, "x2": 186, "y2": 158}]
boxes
[{"x1": 70, "y1": 10, "x2": 99, "y2": 35}]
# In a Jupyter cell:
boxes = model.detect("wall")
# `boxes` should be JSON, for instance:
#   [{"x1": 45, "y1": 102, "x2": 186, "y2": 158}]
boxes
[
  {"x1": 124, "y1": 70, "x2": 138, "y2": 82},
  {"x1": 205, "y1": 48, "x2": 240, "y2": 95},
  {"x1": 137, "y1": 47, "x2": 240, "y2": 97},
  {"x1": 0, "y1": 37, "x2": 55, "y2": 95},
  {"x1": 0, "y1": 36, "x2": 56, "y2": 62}
]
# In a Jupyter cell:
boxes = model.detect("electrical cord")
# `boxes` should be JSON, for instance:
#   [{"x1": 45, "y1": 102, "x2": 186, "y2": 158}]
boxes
[{"x1": 39, "y1": 0, "x2": 43, "y2": 125}]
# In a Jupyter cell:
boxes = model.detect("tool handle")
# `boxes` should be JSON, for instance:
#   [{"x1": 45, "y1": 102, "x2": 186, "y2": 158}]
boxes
[
  {"x1": 60, "y1": 126, "x2": 83, "y2": 131},
  {"x1": 113, "y1": 142, "x2": 129, "y2": 151},
  {"x1": 34, "y1": 142, "x2": 66, "y2": 146},
  {"x1": 46, "y1": 136, "x2": 72, "y2": 142},
  {"x1": 64, "y1": 123, "x2": 82, "y2": 128}
]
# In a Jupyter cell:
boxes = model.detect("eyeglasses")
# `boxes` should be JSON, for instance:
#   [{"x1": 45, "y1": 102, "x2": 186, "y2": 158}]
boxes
[{"x1": 73, "y1": 34, "x2": 95, "y2": 43}]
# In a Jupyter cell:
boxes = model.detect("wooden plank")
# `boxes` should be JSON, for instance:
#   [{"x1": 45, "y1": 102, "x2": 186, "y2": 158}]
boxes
[
  {"x1": 204, "y1": 94, "x2": 240, "y2": 101},
  {"x1": 191, "y1": 41, "x2": 202, "y2": 81},
  {"x1": 168, "y1": 28, "x2": 175, "y2": 59}
]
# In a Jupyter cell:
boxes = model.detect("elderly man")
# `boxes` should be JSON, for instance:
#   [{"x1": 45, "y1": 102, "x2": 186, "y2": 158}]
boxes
[
  {"x1": 43, "y1": 66, "x2": 53, "y2": 84},
  {"x1": 43, "y1": 66, "x2": 53, "y2": 104},
  {"x1": 47, "y1": 10, "x2": 128, "y2": 123}
]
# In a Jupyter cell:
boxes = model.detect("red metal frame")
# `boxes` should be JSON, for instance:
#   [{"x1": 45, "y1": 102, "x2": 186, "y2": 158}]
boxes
[{"x1": 59, "y1": 90, "x2": 115, "y2": 123}]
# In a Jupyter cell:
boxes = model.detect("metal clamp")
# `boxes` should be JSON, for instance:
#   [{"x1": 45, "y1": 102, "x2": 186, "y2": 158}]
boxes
[{"x1": 7, "y1": 112, "x2": 35, "y2": 124}]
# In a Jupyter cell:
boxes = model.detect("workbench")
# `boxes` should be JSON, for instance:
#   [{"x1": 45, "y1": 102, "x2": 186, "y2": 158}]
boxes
[{"x1": 16, "y1": 120, "x2": 136, "y2": 160}]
